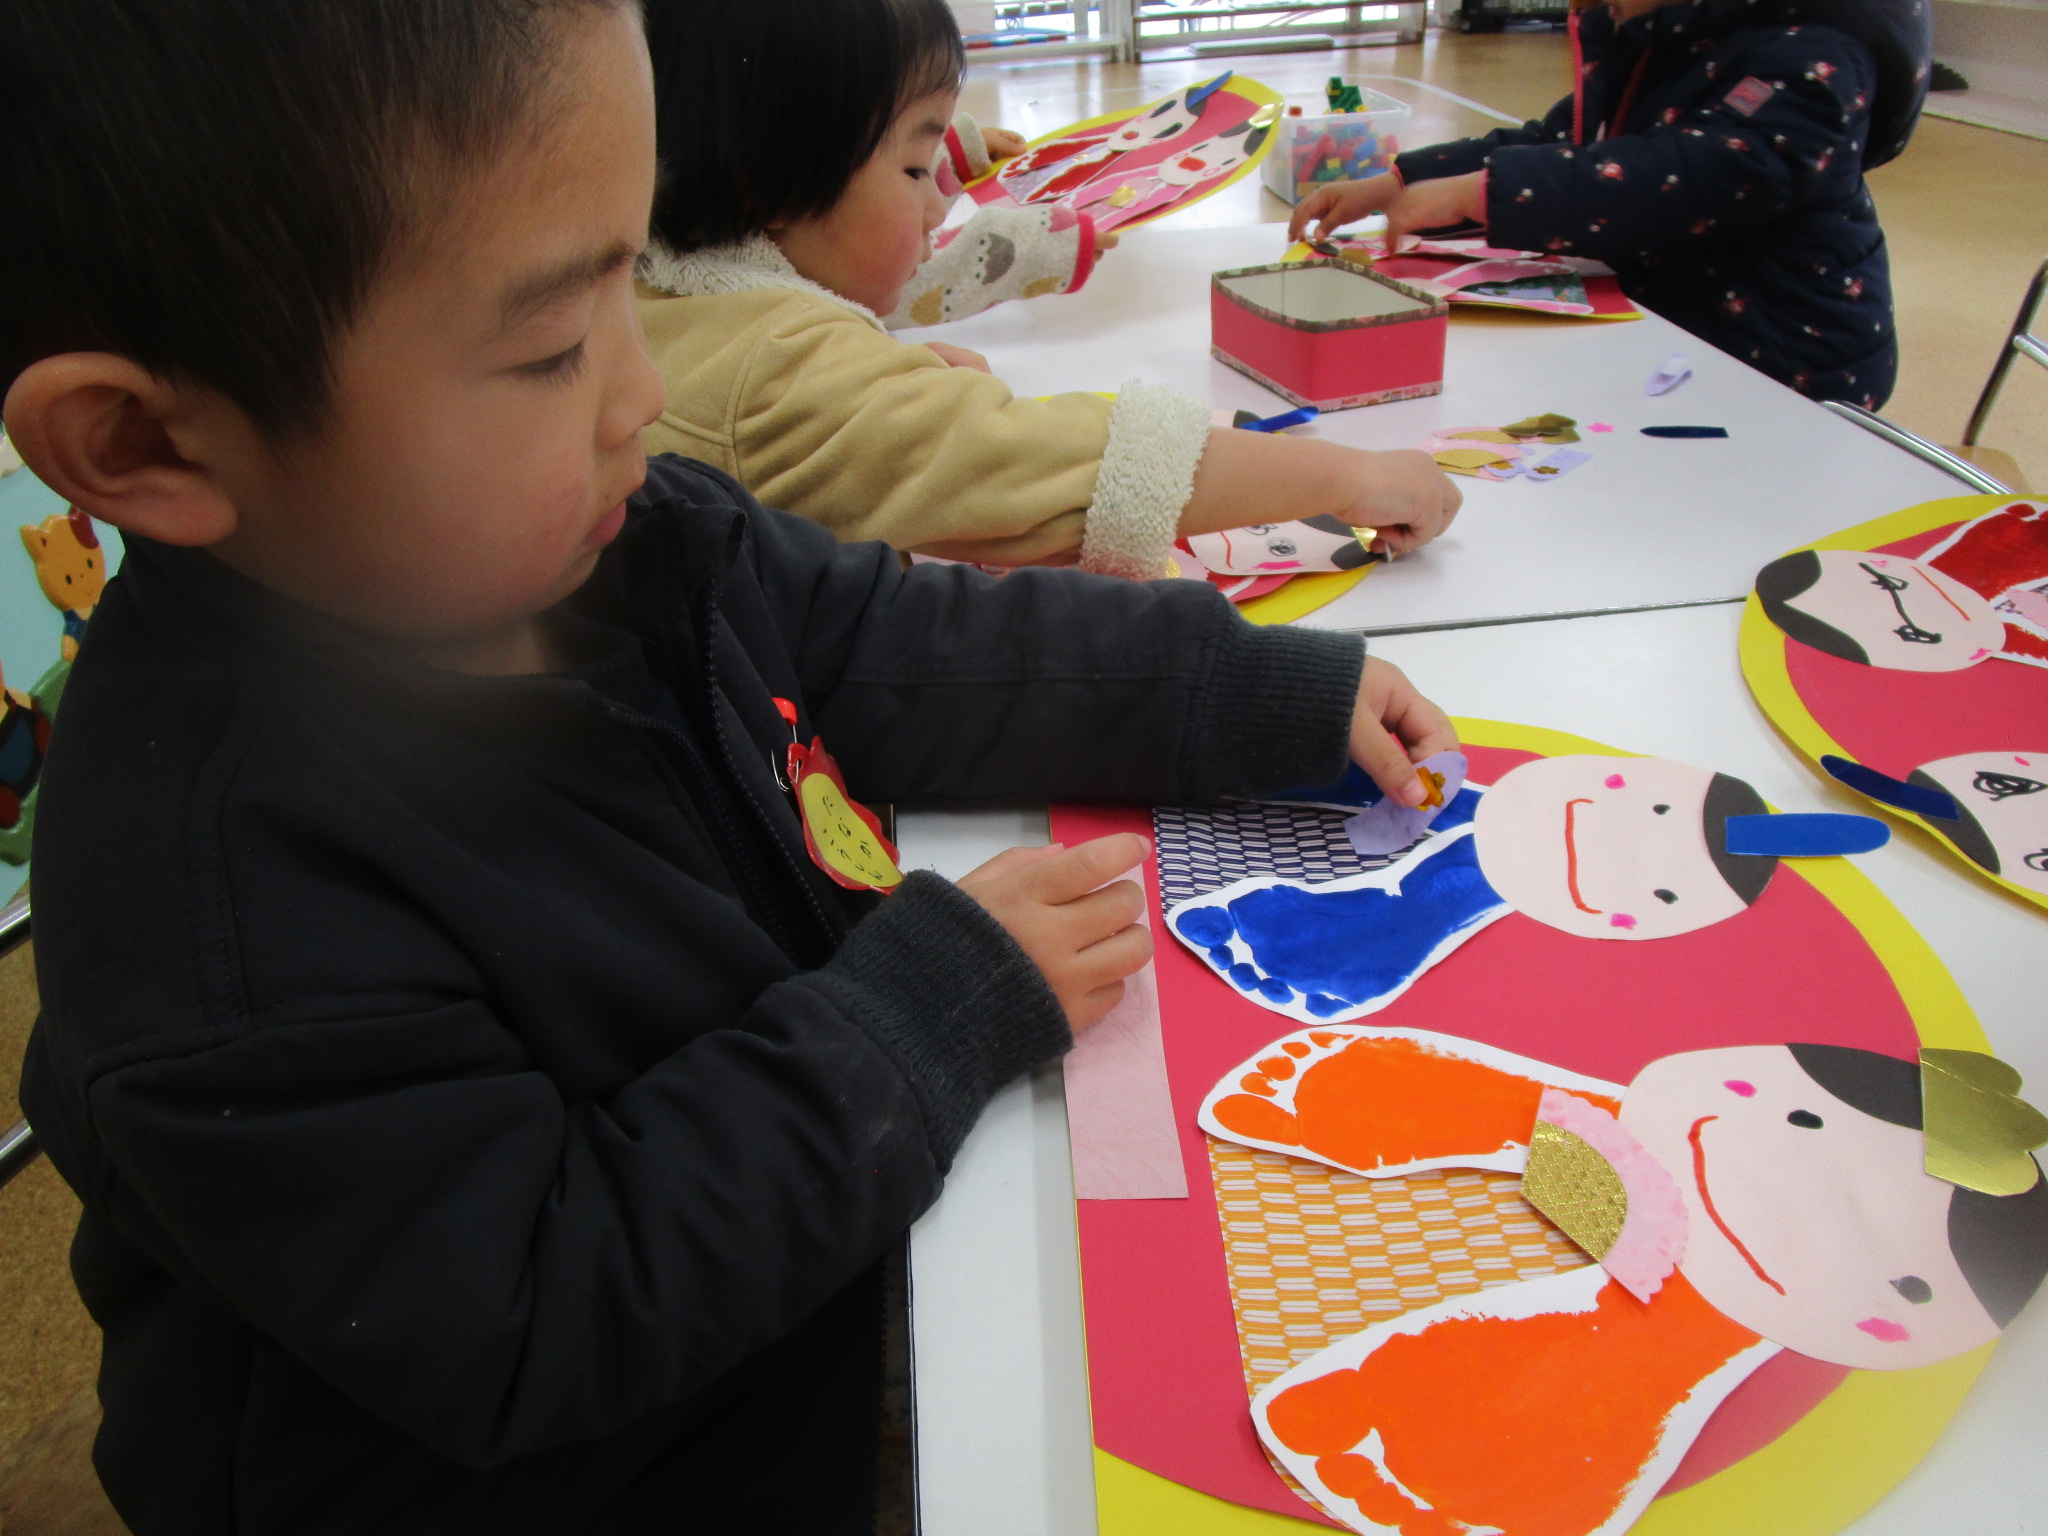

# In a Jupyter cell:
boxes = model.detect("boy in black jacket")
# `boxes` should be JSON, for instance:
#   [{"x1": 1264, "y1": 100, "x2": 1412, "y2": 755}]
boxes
[
  {"x1": 1292, "y1": 0, "x2": 1931, "y2": 407},
  {"x1": 0, "y1": 2, "x2": 1452, "y2": 1533}
]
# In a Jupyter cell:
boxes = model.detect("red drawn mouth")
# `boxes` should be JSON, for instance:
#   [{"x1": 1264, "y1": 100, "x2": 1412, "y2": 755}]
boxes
[
  {"x1": 1919, "y1": 568, "x2": 1978, "y2": 624},
  {"x1": 1690, "y1": 1115, "x2": 1785, "y2": 1295},
  {"x1": 1564, "y1": 797, "x2": 1601, "y2": 914}
]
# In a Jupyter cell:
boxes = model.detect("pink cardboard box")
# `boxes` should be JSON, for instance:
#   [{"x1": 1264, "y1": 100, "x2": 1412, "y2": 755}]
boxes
[{"x1": 1210, "y1": 259, "x2": 1448, "y2": 411}]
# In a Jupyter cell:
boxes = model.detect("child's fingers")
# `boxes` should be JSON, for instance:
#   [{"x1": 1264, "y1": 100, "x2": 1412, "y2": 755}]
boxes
[
  {"x1": 1069, "y1": 979, "x2": 1130, "y2": 1033},
  {"x1": 1382, "y1": 684, "x2": 1459, "y2": 764},
  {"x1": 1097, "y1": 230, "x2": 1121, "y2": 252},
  {"x1": 1351, "y1": 719, "x2": 1429, "y2": 807},
  {"x1": 1071, "y1": 920, "x2": 1153, "y2": 992},
  {"x1": 1050, "y1": 878, "x2": 1148, "y2": 954},
  {"x1": 1288, "y1": 188, "x2": 1337, "y2": 243},
  {"x1": 958, "y1": 842, "x2": 1066, "y2": 890},
  {"x1": 1020, "y1": 832, "x2": 1149, "y2": 905}
]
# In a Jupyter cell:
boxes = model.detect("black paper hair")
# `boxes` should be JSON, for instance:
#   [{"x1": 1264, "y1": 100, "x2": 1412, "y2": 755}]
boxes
[
  {"x1": 1907, "y1": 770, "x2": 2002, "y2": 875},
  {"x1": 644, "y1": 0, "x2": 966, "y2": 254},
  {"x1": 1702, "y1": 772, "x2": 1776, "y2": 906},
  {"x1": 1754, "y1": 552, "x2": 1872, "y2": 666},
  {"x1": 0, "y1": 0, "x2": 625, "y2": 437},
  {"x1": 1788, "y1": 1044, "x2": 2048, "y2": 1329}
]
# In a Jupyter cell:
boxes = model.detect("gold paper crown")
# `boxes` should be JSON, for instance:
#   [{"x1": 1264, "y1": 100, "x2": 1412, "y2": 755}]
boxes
[{"x1": 1921, "y1": 1049, "x2": 2048, "y2": 1197}]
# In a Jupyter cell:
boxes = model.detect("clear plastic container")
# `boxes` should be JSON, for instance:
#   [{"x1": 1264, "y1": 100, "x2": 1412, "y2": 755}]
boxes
[{"x1": 1260, "y1": 87, "x2": 1413, "y2": 206}]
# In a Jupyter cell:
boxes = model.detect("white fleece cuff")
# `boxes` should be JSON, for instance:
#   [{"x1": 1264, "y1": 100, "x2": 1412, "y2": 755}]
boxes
[
  {"x1": 948, "y1": 113, "x2": 993, "y2": 180},
  {"x1": 1079, "y1": 380, "x2": 1212, "y2": 581}
]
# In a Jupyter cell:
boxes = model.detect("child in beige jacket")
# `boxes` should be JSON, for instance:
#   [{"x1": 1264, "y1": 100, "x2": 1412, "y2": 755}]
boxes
[{"x1": 638, "y1": 0, "x2": 1460, "y2": 580}]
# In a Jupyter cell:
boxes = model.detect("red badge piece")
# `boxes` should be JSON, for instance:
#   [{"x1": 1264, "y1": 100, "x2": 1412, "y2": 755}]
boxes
[{"x1": 786, "y1": 736, "x2": 904, "y2": 894}]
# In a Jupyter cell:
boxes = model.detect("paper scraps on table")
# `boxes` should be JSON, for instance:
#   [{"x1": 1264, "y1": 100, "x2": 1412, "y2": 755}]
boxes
[
  {"x1": 1343, "y1": 750, "x2": 1469, "y2": 856},
  {"x1": 1919, "y1": 1048, "x2": 2048, "y2": 1197},
  {"x1": 1063, "y1": 957, "x2": 1189, "y2": 1199},
  {"x1": 1524, "y1": 448, "x2": 1591, "y2": 481},
  {"x1": 1502, "y1": 413, "x2": 1582, "y2": 445},
  {"x1": 1819, "y1": 755, "x2": 1962, "y2": 820},
  {"x1": 1647, "y1": 354, "x2": 1694, "y2": 395},
  {"x1": 1589, "y1": 422, "x2": 1615, "y2": 433},
  {"x1": 1643, "y1": 425, "x2": 1731, "y2": 439},
  {"x1": 1424, "y1": 419, "x2": 1584, "y2": 481}
]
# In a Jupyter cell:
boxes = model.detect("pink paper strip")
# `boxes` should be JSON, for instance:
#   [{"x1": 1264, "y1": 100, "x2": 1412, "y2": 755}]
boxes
[{"x1": 1064, "y1": 958, "x2": 1189, "y2": 1200}]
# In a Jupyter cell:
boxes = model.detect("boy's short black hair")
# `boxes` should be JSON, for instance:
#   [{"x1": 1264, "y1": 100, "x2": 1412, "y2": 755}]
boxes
[
  {"x1": 1702, "y1": 770, "x2": 1777, "y2": 907},
  {"x1": 644, "y1": 0, "x2": 966, "y2": 254},
  {"x1": 1907, "y1": 769, "x2": 2001, "y2": 874},
  {"x1": 1754, "y1": 551, "x2": 1872, "y2": 665},
  {"x1": 0, "y1": 0, "x2": 623, "y2": 439},
  {"x1": 1788, "y1": 1043, "x2": 2048, "y2": 1329}
]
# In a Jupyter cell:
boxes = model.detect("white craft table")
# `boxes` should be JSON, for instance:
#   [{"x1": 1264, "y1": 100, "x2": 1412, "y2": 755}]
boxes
[
  {"x1": 908, "y1": 223, "x2": 1973, "y2": 634},
  {"x1": 899, "y1": 601, "x2": 2048, "y2": 1536}
]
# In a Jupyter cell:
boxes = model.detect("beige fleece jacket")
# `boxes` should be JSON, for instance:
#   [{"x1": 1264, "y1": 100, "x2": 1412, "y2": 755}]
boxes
[{"x1": 635, "y1": 237, "x2": 1212, "y2": 577}]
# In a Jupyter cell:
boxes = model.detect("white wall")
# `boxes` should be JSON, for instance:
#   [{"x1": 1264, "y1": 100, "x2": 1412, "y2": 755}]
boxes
[{"x1": 1933, "y1": 0, "x2": 2048, "y2": 100}]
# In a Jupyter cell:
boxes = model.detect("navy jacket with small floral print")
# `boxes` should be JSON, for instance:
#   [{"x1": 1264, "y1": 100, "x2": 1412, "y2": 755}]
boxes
[{"x1": 1397, "y1": 0, "x2": 1915, "y2": 406}]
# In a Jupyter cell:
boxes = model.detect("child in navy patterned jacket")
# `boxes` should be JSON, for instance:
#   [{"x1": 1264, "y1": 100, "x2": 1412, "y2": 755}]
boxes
[{"x1": 1291, "y1": 0, "x2": 1931, "y2": 407}]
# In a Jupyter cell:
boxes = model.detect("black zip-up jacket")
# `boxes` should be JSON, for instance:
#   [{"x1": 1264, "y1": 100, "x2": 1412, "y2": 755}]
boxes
[
  {"x1": 1398, "y1": 0, "x2": 1930, "y2": 407},
  {"x1": 20, "y1": 456, "x2": 1365, "y2": 1534}
]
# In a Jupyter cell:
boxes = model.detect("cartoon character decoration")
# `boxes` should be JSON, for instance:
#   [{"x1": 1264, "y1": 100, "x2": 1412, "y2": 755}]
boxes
[
  {"x1": 22, "y1": 507, "x2": 106, "y2": 663},
  {"x1": 1200, "y1": 1028, "x2": 2048, "y2": 1536},
  {"x1": 1187, "y1": 515, "x2": 1379, "y2": 578},
  {"x1": 1754, "y1": 501, "x2": 2048, "y2": 672},
  {"x1": 1168, "y1": 754, "x2": 1888, "y2": 1024},
  {"x1": 0, "y1": 659, "x2": 52, "y2": 836}
]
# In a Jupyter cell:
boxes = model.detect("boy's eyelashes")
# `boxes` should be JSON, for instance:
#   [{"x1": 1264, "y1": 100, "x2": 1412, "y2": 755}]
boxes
[{"x1": 514, "y1": 341, "x2": 589, "y2": 384}]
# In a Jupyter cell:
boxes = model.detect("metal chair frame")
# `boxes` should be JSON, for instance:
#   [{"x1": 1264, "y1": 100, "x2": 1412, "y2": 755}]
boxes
[
  {"x1": 1964, "y1": 255, "x2": 2048, "y2": 454},
  {"x1": 0, "y1": 889, "x2": 36, "y2": 1190},
  {"x1": 1821, "y1": 400, "x2": 2012, "y2": 495}
]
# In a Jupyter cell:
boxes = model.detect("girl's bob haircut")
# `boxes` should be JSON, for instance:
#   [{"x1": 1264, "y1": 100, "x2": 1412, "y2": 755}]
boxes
[{"x1": 644, "y1": 0, "x2": 966, "y2": 254}]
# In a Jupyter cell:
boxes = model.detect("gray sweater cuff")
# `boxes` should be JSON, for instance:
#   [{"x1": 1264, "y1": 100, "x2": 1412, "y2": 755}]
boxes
[
  {"x1": 817, "y1": 870, "x2": 1070, "y2": 1169},
  {"x1": 1185, "y1": 620, "x2": 1367, "y2": 801}
]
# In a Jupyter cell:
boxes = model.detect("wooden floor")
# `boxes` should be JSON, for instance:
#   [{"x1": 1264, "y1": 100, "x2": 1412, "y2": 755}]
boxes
[
  {"x1": 0, "y1": 25, "x2": 2042, "y2": 1535},
  {"x1": 961, "y1": 29, "x2": 2048, "y2": 490}
]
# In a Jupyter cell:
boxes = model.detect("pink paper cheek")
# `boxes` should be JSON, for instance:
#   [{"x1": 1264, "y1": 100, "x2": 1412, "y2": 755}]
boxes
[
  {"x1": 1724, "y1": 1080, "x2": 1757, "y2": 1097},
  {"x1": 1857, "y1": 1317, "x2": 1911, "y2": 1343},
  {"x1": 1609, "y1": 913, "x2": 1637, "y2": 930},
  {"x1": 1604, "y1": 773, "x2": 1626, "y2": 789}
]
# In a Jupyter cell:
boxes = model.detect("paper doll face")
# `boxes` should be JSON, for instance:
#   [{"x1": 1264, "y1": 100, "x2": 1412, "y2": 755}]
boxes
[
  {"x1": 1781, "y1": 550, "x2": 2004, "y2": 671},
  {"x1": 1154, "y1": 120, "x2": 1267, "y2": 187},
  {"x1": 1472, "y1": 756, "x2": 1749, "y2": 939},
  {"x1": 1106, "y1": 91, "x2": 1205, "y2": 150},
  {"x1": 1621, "y1": 1046, "x2": 1998, "y2": 1369},
  {"x1": 1188, "y1": 517, "x2": 1369, "y2": 576},
  {"x1": 1915, "y1": 751, "x2": 2048, "y2": 894}
]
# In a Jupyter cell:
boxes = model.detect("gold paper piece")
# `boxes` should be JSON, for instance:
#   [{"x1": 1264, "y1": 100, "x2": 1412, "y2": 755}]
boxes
[
  {"x1": 1107, "y1": 185, "x2": 1140, "y2": 209},
  {"x1": 1522, "y1": 1120, "x2": 1627, "y2": 1261},
  {"x1": 1921, "y1": 1049, "x2": 2048, "y2": 1197}
]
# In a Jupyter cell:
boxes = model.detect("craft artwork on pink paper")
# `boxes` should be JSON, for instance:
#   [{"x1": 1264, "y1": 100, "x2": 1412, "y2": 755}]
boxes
[{"x1": 1051, "y1": 742, "x2": 1929, "y2": 1528}]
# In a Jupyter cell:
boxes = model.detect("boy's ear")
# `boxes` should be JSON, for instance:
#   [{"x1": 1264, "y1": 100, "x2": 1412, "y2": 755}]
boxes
[{"x1": 3, "y1": 353, "x2": 241, "y2": 547}]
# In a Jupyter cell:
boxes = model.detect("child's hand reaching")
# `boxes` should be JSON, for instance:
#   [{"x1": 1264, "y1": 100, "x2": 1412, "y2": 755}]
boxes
[
  {"x1": 1335, "y1": 448, "x2": 1462, "y2": 556},
  {"x1": 1350, "y1": 657, "x2": 1458, "y2": 807},
  {"x1": 958, "y1": 834, "x2": 1153, "y2": 1031},
  {"x1": 982, "y1": 126, "x2": 1030, "y2": 160},
  {"x1": 1289, "y1": 170, "x2": 1488, "y2": 247},
  {"x1": 1289, "y1": 172, "x2": 1402, "y2": 243}
]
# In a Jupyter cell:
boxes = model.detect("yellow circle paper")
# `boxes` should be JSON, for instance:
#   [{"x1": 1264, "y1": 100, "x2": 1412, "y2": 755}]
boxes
[{"x1": 798, "y1": 772, "x2": 902, "y2": 891}]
